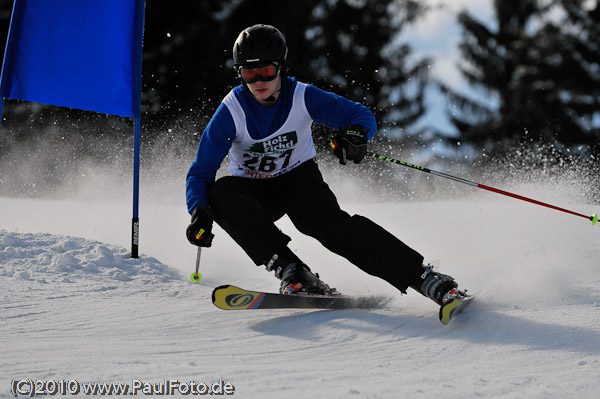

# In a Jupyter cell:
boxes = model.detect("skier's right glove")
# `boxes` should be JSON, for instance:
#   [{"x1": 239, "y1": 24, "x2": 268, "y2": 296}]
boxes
[
  {"x1": 186, "y1": 205, "x2": 215, "y2": 247},
  {"x1": 331, "y1": 125, "x2": 369, "y2": 165}
]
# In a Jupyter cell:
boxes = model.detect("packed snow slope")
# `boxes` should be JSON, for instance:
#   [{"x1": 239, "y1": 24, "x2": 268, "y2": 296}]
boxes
[{"x1": 1, "y1": 165, "x2": 599, "y2": 399}]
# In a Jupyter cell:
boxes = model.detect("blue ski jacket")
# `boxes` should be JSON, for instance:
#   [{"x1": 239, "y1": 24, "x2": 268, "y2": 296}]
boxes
[{"x1": 186, "y1": 76, "x2": 377, "y2": 213}]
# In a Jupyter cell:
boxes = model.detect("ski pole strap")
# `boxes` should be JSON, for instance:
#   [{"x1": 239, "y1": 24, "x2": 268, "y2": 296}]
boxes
[{"x1": 368, "y1": 152, "x2": 598, "y2": 225}]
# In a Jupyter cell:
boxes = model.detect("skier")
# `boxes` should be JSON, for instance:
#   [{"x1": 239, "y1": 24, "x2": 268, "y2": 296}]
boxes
[{"x1": 186, "y1": 24, "x2": 465, "y2": 311}]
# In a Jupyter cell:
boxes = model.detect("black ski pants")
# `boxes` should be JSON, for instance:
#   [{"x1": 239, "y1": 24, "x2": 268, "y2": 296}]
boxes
[{"x1": 207, "y1": 159, "x2": 424, "y2": 292}]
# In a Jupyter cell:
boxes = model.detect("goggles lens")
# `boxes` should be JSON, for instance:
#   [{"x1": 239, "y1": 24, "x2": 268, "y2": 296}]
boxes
[{"x1": 239, "y1": 63, "x2": 279, "y2": 83}]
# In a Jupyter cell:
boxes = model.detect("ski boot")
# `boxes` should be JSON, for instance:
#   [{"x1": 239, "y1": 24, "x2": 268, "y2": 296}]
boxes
[
  {"x1": 411, "y1": 265, "x2": 465, "y2": 305},
  {"x1": 279, "y1": 263, "x2": 335, "y2": 295},
  {"x1": 411, "y1": 265, "x2": 470, "y2": 323},
  {"x1": 264, "y1": 247, "x2": 334, "y2": 295}
]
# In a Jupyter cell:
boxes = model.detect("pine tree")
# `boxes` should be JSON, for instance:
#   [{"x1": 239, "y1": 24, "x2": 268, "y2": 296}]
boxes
[
  {"x1": 441, "y1": 0, "x2": 600, "y2": 160},
  {"x1": 548, "y1": 0, "x2": 600, "y2": 158},
  {"x1": 439, "y1": 0, "x2": 544, "y2": 153},
  {"x1": 302, "y1": 0, "x2": 429, "y2": 130}
]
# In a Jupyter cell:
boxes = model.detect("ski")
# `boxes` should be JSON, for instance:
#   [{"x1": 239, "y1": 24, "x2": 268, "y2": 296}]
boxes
[
  {"x1": 212, "y1": 284, "x2": 386, "y2": 311},
  {"x1": 439, "y1": 292, "x2": 475, "y2": 325},
  {"x1": 212, "y1": 285, "x2": 473, "y2": 324}
]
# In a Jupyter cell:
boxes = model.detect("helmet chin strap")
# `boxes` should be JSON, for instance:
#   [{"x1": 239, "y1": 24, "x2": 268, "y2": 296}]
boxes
[
  {"x1": 242, "y1": 75, "x2": 283, "y2": 104},
  {"x1": 264, "y1": 89, "x2": 281, "y2": 103}
]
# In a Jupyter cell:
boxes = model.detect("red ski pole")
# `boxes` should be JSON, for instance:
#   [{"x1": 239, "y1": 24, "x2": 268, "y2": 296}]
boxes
[{"x1": 368, "y1": 152, "x2": 598, "y2": 225}]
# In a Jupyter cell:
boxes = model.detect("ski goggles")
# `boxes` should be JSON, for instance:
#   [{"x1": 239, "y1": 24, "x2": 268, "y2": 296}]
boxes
[{"x1": 238, "y1": 62, "x2": 280, "y2": 84}]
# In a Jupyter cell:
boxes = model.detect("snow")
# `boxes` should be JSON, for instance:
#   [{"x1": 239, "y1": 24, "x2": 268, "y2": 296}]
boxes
[{"x1": 2, "y1": 170, "x2": 600, "y2": 398}]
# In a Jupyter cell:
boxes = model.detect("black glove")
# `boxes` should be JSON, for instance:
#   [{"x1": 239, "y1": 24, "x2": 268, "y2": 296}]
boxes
[
  {"x1": 186, "y1": 205, "x2": 215, "y2": 247},
  {"x1": 331, "y1": 125, "x2": 369, "y2": 165}
]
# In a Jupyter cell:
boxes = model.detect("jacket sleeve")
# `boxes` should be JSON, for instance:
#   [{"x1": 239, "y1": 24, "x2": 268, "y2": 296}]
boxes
[
  {"x1": 185, "y1": 103, "x2": 236, "y2": 213},
  {"x1": 304, "y1": 84, "x2": 377, "y2": 140}
]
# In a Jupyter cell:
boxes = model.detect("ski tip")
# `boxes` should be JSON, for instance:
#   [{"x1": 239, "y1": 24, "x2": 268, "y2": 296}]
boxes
[
  {"x1": 212, "y1": 285, "x2": 265, "y2": 310},
  {"x1": 211, "y1": 284, "x2": 231, "y2": 304},
  {"x1": 439, "y1": 298, "x2": 462, "y2": 325},
  {"x1": 439, "y1": 294, "x2": 474, "y2": 325}
]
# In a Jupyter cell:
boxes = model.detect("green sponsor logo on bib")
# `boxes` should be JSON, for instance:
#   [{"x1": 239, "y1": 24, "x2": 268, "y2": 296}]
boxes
[{"x1": 247, "y1": 131, "x2": 297, "y2": 154}]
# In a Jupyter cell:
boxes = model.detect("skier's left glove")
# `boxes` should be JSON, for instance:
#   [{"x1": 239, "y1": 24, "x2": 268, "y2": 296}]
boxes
[
  {"x1": 331, "y1": 125, "x2": 369, "y2": 165},
  {"x1": 186, "y1": 205, "x2": 215, "y2": 247}
]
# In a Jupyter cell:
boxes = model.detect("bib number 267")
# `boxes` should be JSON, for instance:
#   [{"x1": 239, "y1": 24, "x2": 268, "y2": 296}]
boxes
[{"x1": 243, "y1": 149, "x2": 293, "y2": 173}]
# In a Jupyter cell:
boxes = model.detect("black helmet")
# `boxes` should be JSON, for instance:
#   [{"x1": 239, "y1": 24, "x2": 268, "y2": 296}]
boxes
[{"x1": 233, "y1": 24, "x2": 287, "y2": 67}]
